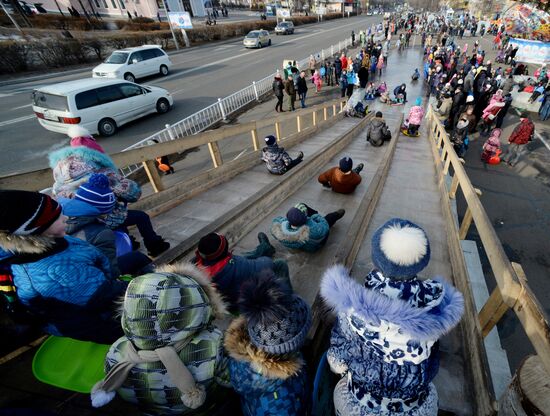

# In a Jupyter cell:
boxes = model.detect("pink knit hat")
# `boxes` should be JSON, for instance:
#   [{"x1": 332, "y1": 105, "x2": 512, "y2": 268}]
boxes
[{"x1": 68, "y1": 125, "x2": 105, "y2": 154}]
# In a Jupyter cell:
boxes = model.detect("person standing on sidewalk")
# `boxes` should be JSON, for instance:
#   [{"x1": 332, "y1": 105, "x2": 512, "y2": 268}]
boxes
[
  {"x1": 308, "y1": 55, "x2": 316, "y2": 76},
  {"x1": 284, "y1": 74, "x2": 296, "y2": 111},
  {"x1": 296, "y1": 71, "x2": 308, "y2": 109},
  {"x1": 272, "y1": 74, "x2": 285, "y2": 113},
  {"x1": 318, "y1": 156, "x2": 363, "y2": 194},
  {"x1": 501, "y1": 115, "x2": 535, "y2": 167}
]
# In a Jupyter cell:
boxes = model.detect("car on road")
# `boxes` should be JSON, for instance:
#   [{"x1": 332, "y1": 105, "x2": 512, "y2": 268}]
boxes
[
  {"x1": 275, "y1": 21, "x2": 294, "y2": 35},
  {"x1": 32, "y1": 78, "x2": 173, "y2": 137},
  {"x1": 92, "y1": 45, "x2": 172, "y2": 83},
  {"x1": 243, "y1": 30, "x2": 271, "y2": 48}
]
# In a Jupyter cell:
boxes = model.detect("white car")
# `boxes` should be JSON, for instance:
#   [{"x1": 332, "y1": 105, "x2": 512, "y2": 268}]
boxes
[
  {"x1": 32, "y1": 78, "x2": 173, "y2": 137},
  {"x1": 243, "y1": 30, "x2": 271, "y2": 48},
  {"x1": 92, "y1": 45, "x2": 172, "y2": 83}
]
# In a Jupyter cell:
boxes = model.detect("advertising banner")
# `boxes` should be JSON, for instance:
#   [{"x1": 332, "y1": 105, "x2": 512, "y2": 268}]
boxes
[
  {"x1": 168, "y1": 11, "x2": 193, "y2": 29},
  {"x1": 277, "y1": 8, "x2": 290, "y2": 18},
  {"x1": 508, "y1": 38, "x2": 550, "y2": 65}
]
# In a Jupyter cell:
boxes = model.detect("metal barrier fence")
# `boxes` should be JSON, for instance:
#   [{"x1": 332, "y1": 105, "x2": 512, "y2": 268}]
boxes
[{"x1": 119, "y1": 36, "x2": 353, "y2": 176}]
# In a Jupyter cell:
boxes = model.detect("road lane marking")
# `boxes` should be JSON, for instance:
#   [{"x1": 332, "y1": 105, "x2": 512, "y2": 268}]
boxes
[
  {"x1": 13, "y1": 104, "x2": 33, "y2": 110},
  {"x1": 0, "y1": 114, "x2": 35, "y2": 127}
]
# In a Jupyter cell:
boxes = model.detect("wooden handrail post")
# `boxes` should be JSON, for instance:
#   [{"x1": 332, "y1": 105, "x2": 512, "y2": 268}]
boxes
[
  {"x1": 458, "y1": 206, "x2": 473, "y2": 239},
  {"x1": 479, "y1": 287, "x2": 510, "y2": 338},
  {"x1": 440, "y1": 145, "x2": 447, "y2": 162},
  {"x1": 340, "y1": 101, "x2": 344, "y2": 112},
  {"x1": 142, "y1": 160, "x2": 165, "y2": 193},
  {"x1": 323, "y1": 106, "x2": 328, "y2": 121},
  {"x1": 312, "y1": 110, "x2": 317, "y2": 126},
  {"x1": 449, "y1": 174, "x2": 460, "y2": 199},
  {"x1": 296, "y1": 115, "x2": 302, "y2": 133},
  {"x1": 443, "y1": 153, "x2": 451, "y2": 175},
  {"x1": 333, "y1": 104, "x2": 336, "y2": 115},
  {"x1": 207, "y1": 141, "x2": 223, "y2": 168},
  {"x1": 251, "y1": 128, "x2": 260, "y2": 151},
  {"x1": 458, "y1": 188, "x2": 482, "y2": 239},
  {"x1": 275, "y1": 121, "x2": 282, "y2": 141}
]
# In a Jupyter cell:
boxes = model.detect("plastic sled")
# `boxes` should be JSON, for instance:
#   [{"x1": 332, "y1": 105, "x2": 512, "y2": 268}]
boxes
[
  {"x1": 311, "y1": 351, "x2": 334, "y2": 416},
  {"x1": 401, "y1": 128, "x2": 420, "y2": 137},
  {"x1": 32, "y1": 336, "x2": 110, "y2": 393},
  {"x1": 114, "y1": 231, "x2": 132, "y2": 257}
]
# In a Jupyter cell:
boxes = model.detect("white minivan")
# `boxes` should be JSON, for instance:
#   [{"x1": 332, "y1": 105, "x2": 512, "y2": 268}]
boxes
[
  {"x1": 92, "y1": 45, "x2": 172, "y2": 83},
  {"x1": 32, "y1": 78, "x2": 173, "y2": 137}
]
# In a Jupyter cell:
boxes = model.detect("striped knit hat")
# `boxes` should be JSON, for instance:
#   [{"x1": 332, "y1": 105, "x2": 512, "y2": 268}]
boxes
[
  {"x1": 0, "y1": 190, "x2": 61, "y2": 236},
  {"x1": 75, "y1": 174, "x2": 116, "y2": 214}
]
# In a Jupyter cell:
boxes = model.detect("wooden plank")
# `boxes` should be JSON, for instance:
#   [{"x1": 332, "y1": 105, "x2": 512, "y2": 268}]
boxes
[
  {"x1": 142, "y1": 160, "x2": 165, "y2": 193},
  {"x1": 251, "y1": 127, "x2": 260, "y2": 151},
  {"x1": 479, "y1": 287, "x2": 510, "y2": 338},
  {"x1": 275, "y1": 122, "x2": 282, "y2": 141},
  {"x1": 131, "y1": 113, "x2": 346, "y2": 216},
  {"x1": 0, "y1": 168, "x2": 52, "y2": 192},
  {"x1": 207, "y1": 142, "x2": 223, "y2": 168},
  {"x1": 425, "y1": 109, "x2": 496, "y2": 415}
]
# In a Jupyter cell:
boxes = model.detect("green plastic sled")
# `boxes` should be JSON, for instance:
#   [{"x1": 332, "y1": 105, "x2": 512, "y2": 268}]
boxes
[{"x1": 32, "y1": 336, "x2": 110, "y2": 393}]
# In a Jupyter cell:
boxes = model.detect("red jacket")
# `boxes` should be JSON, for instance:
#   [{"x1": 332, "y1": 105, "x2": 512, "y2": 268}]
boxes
[{"x1": 508, "y1": 119, "x2": 535, "y2": 145}]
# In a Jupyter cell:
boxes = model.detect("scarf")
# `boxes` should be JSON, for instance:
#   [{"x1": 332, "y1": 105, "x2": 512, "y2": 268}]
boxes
[
  {"x1": 91, "y1": 337, "x2": 206, "y2": 409},
  {"x1": 195, "y1": 252, "x2": 232, "y2": 279}
]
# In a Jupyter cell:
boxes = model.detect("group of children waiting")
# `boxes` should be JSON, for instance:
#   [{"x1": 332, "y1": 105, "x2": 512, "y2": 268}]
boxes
[{"x1": 1, "y1": 110, "x2": 466, "y2": 416}]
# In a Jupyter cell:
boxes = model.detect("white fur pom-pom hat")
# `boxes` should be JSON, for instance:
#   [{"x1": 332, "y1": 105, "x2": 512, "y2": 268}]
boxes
[{"x1": 371, "y1": 218, "x2": 430, "y2": 280}]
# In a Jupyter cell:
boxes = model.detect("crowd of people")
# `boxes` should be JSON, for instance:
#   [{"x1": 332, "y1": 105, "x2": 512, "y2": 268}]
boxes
[
  {"x1": 416, "y1": 12, "x2": 546, "y2": 165},
  {"x1": 2, "y1": 6, "x2": 549, "y2": 416}
]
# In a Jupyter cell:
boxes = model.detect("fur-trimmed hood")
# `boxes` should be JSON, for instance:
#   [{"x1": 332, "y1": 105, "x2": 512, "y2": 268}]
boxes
[
  {"x1": 48, "y1": 146, "x2": 116, "y2": 171},
  {"x1": 155, "y1": 262, "x2": 228, "y2": 319},
  {"x1": 0, "y1": 232, "x2": 55, "y2": 259},
  {"x1": 321, "y1": 265, "x2": 464, "y2": 341},
  {"x1": 271, "y1": 220, "x2": 310, "y2": 244},
  {"x1": 224, "y1": 316, "x2": 304, "y2": 380}
]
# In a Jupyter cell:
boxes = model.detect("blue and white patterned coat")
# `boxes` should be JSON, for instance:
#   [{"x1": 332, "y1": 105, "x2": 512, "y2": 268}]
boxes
[
  {"x1": 320, "y1": 265, "x2": 464, "y2": 415},
  {"x1": 270, "y1": 214, "x2": 330, "y2": 252},
  {"x1": 224, "y1": 317, "x2": 309, "y2": 416}
]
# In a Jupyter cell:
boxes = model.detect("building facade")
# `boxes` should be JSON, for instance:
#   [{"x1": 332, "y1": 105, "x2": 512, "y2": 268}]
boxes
[{"x1": 36, "y1": 0, "x2": 208, "y2": 18}]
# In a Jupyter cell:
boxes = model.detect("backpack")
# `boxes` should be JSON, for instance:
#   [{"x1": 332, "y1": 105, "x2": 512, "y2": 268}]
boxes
[{"x1": 320, "y1": 67, "x2": 326, "y2": 77}]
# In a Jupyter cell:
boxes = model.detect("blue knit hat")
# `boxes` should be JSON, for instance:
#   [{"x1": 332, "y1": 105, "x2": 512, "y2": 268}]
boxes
[
  {"x1": 339, "y1": 156, "x2": 353, "y2": 173},
  {"x1": 371, "y1": 218, "x2": 430, "y2": 280},
  {"x1": 75, "y1": 173, "x2": 116, "y2": 214},
  {"x1": 264, "y1": 135, "x2": 276, "y2": 146},
  {"x1": 239, "y1": 273, "x2": 312, "y2": 355}
]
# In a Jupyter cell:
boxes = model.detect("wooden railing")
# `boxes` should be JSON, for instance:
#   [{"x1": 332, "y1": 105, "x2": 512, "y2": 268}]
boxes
[
  {"x1": 426, "y1": 107, "x2": 550, "y2": 411},
  {"x1": 0, "y1": 98, "x2": 348, "y2": 193}
]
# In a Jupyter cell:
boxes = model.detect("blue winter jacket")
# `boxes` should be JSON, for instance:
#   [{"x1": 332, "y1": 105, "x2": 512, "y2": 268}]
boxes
[
  {"x1": 59, "y1": 197, "x2": 120, "y2": 277},
  {"x1": 271, "y1": 214, "x2": 329, "y2": 252},
  {"x1": 224, "y1": 317, "x2": 309, "y2": 416},
  {"x1": 0, "y1": 233, "x2": 127, "y2": 342}
]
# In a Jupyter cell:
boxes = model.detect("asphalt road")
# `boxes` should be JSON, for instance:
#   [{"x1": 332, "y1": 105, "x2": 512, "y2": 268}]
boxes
[{"x1": 0, "y1": 15, "x2": 380, "y2": 176}]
